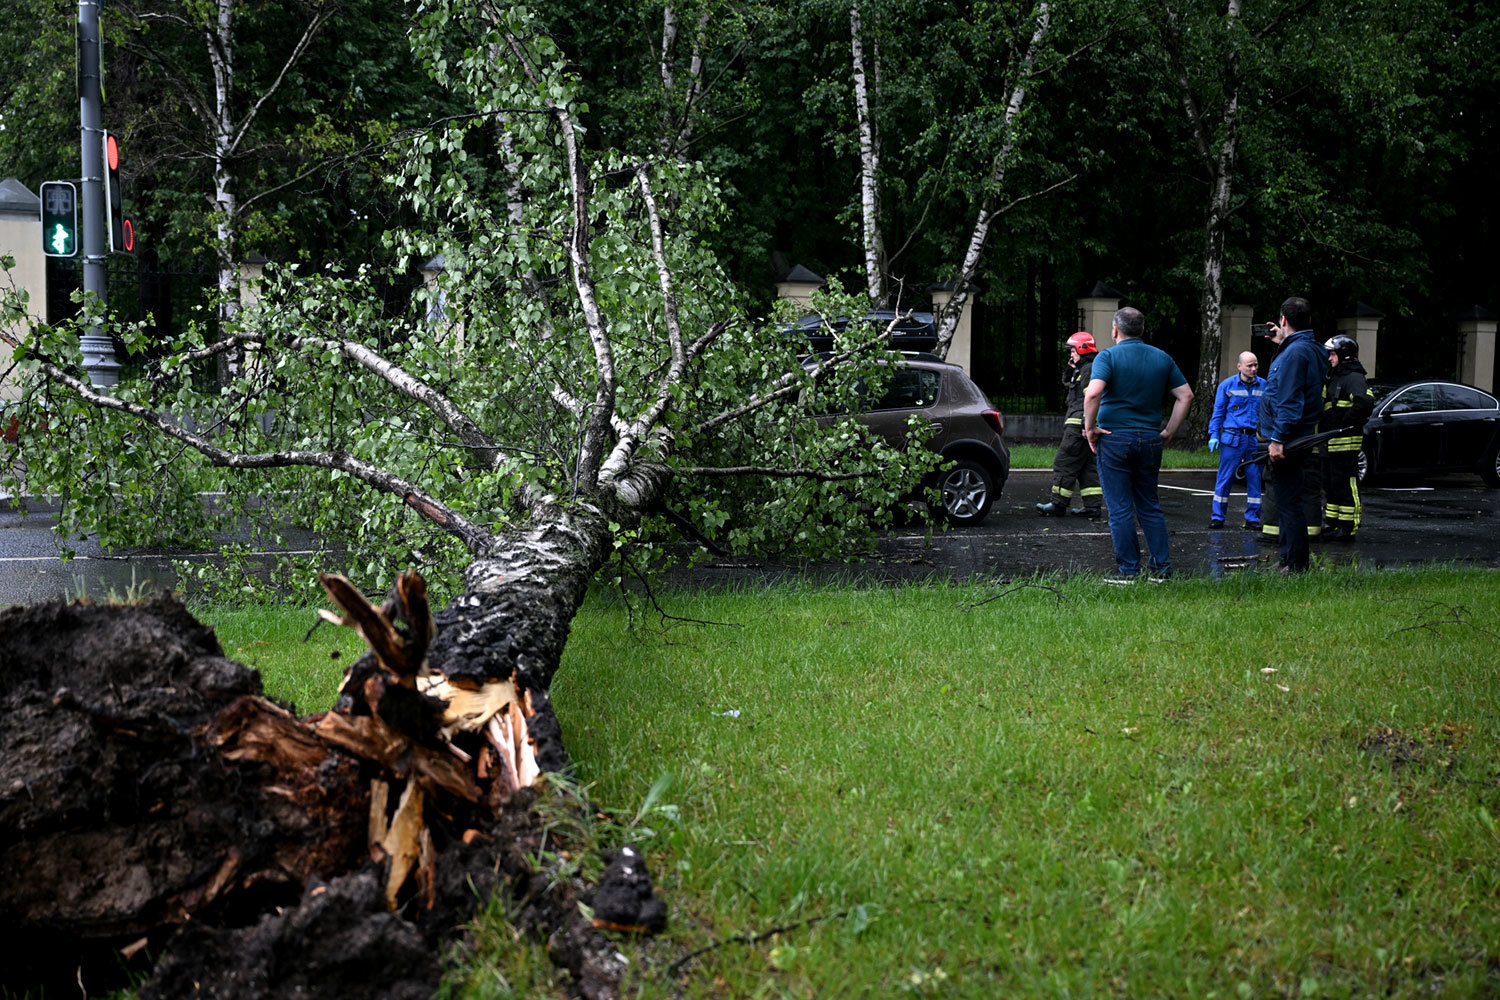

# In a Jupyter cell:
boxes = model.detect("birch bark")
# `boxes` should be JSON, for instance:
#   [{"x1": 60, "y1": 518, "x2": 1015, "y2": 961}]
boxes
[
  {"x1": 1161, "y1": 0, "x2": 1244, "y2": 441},
  {"x1": 193, "y1": 0, "x2": 330, "y2": 382},
  {"x1": 851, "y1": 2, "x2": 886, "y2": 305}
]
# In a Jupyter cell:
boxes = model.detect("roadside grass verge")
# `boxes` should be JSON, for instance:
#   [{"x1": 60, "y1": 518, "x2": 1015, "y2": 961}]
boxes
[
  {"x1": 1009, "y1": 442, "x2": 1215, "y2": 469},
  {"x1": 549, "y1": 568, "x2": 1500, "y2": 998},
  {"x1": 201, "y1": 566, "x2": 1500, "y2": 997}
]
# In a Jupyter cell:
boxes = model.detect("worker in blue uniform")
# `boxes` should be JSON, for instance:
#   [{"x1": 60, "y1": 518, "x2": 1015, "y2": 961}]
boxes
[{"x1": 1206, "y1": 351, "x2": 1266, "y2": 529}]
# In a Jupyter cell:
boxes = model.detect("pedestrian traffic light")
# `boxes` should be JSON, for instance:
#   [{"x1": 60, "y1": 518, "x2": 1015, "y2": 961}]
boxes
[
  {"x1": 104, "y1": 131, "x2": 133, "y2": 253},
  {"x1": 40, "y1": 181, "x2": 78, "y2": 258}
]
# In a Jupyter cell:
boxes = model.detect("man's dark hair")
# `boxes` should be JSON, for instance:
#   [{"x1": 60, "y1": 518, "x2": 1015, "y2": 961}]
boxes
[
  {"x1": 1280, "y1": 297, "x2": 1312, "y2": 331},
  {"x1": 1113, "y1": 306, "x2": 1145, "y2": 339}
]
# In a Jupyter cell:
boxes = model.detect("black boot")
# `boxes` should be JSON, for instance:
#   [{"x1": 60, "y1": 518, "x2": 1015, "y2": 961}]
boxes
[{"x1": 1035, "y1": 500, "x2": 1068, "y2": 517}]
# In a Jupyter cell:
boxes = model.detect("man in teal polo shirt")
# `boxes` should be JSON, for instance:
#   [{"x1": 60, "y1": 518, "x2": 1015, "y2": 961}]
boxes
[{"x1": 1082, "y1": 307, "x2": 1194, "y2": 583}]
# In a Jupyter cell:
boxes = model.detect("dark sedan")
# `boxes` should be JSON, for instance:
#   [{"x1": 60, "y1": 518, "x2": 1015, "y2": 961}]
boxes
[{"x1": 1359, "y1": 380, "x2": 1500, "y2": 486}]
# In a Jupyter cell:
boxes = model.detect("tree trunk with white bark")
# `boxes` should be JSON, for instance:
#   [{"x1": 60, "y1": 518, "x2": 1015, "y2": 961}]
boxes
[
  {"x1": 1161, "y1": 0, "x2": 1244, "y2": 443},
  {"x1": 851, "y1": 2, "x2": 886, "y2": 306},
  {"x1": 934, "y1": 2, "x2": 1051, "y2": 359}
]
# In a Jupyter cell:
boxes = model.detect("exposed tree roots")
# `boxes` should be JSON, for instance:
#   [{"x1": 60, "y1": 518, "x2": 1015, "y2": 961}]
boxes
[{"x1": 0, "y1": 585, "x2": 663, "y2": 999}]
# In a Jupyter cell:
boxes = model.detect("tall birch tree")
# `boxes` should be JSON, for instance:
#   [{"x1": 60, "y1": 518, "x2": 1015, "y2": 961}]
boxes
[
  {"x1": 1154, "y1": 0, "x2": 1442, "y2": 438},
  {"x1": 116, "y1": 0, "x2": 334, "y2": 378},
  {"x1": 850, "y1": 1, "x2": 886, "y2": 305}
]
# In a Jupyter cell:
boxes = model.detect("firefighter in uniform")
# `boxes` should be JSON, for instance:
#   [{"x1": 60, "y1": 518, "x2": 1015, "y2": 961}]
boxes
[
  {"x1": 1036, "y1": 331, "x2": 1103, "y2": 518},
  {"x1": 1207, "y1": 351, "x2": 1266, "y2": 529},
  {"x1": 1319, "y1": 335, "x2": 1373, "y2": 540}
]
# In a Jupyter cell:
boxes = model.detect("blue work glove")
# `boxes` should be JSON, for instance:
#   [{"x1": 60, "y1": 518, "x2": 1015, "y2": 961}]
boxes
[{"x1": 1208, "y1": 437, "x2": 1219, "y2": 452}]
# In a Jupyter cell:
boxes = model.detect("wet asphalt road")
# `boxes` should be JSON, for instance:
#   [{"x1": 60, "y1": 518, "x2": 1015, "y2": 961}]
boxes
[
  {"x1": 670, "y1": 469, "x2": 1500, "y2": 587},
  {"x1": 2, "y1": 469, "x2": 1498, "y2": 604}
]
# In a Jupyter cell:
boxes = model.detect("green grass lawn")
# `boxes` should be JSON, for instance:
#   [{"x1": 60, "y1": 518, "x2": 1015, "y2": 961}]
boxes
[
  {"x1": 551, "y1": 569, "x2": 1500, "y2": 998},
  {"x1": 203, "y1": 567, "x2": 1500, "y2": 998},
  {"x1": 1009, "y1": 442, "x2": 1216, "y2": 469}
]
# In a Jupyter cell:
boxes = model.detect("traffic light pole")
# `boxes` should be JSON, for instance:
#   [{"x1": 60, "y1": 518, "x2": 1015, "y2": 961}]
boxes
[{"x1": 78, "y1": 0, "x2": 119, "y2": 388}]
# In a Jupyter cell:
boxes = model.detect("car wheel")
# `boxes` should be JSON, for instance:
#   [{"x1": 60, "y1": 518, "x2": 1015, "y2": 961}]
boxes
[
  {"x1": 1482, "y1": 441, "x2": 1500, "y2": 487},
  {"x1": 1356, "y1": 447, "x2": 1373, "y2": 486},
  {"x1": 939, "y1": 459, "x2": 994, "y2": 526}
]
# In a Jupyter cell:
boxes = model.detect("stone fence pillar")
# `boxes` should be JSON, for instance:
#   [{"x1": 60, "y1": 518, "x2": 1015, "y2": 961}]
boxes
[
  {"x1": 1456, "y1": 306, "x2": 1497, "y2": 393},
  {"x1": 930, "y1": 282, "x2": 975, "y2": 373},
  {"x1": 239, "y1": 252, "x2": 266, "y2": 309},
  {"x1": 1218, "y1": 304, "x2": 1254, "y2": 380},
  {"x1": 0, "y1": 179, "x2": 45, "y2": 400},
  {"x1": 774, "y1": 265, "x2": 824, "y2": 312},
  {"x1": 1075, "y1": 281, "x2": 1123, "y2": 345},
  {"x1": 1337, "y1": 302, "x2": 1385, "y2": 379}
]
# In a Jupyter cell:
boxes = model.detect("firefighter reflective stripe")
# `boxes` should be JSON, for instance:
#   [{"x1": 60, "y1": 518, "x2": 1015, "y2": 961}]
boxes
[
  {"x1": 1064, "y1": 417, "x2": 1082, "y2": 426},
  {"x1": 1327, "y1": 435, "x2": 1362, "y2": 453},
  {"x1": 1323, "y1": 474, "x2": 1361, "y2": 533},
  {"x1": 1051, "y1": 485, "x2": 1075, "y2": 499},
  {"x1": 1079, "y1": 486, "x2": 1102, "y2": 499}
]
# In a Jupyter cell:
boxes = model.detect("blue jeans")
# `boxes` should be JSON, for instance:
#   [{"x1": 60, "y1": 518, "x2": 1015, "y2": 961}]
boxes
[{"x1": 1096, "y1": 431, "x2": 1171, "y2": 577}]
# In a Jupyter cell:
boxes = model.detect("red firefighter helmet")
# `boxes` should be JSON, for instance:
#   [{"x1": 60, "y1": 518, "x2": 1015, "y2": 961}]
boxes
[{"x1": 1065, "y1": 331, "x2": 1098, "y2": 356}]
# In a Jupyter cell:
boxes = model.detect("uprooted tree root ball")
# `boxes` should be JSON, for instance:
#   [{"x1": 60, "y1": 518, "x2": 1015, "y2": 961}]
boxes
[{"x1": 0, "y1": 578, "x2": 665, "y2": 1000}]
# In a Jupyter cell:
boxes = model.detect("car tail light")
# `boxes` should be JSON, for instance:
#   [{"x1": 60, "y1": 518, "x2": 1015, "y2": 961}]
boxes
[{"x1": 982, "y1": 409, "x2": 1003, "y2": 434}]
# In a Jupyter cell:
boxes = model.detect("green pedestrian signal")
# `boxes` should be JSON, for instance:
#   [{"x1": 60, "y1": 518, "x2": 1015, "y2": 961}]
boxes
[{"x1": 40, "y1": 181, "x2": 78, "y2": 258}]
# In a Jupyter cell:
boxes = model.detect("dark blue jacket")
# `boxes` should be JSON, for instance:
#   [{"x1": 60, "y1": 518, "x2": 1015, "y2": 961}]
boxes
[{"x1": 1259, "y1": 329, "x2": 1328, "y2": 443}]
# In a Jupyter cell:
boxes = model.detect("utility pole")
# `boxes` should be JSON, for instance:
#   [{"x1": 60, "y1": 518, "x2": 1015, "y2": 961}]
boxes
[{"x1": 78, "y1": 0, "x2": 119, "y2": 387}]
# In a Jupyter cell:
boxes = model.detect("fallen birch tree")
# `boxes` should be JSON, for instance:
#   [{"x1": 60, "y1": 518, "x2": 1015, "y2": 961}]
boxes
[{"x1": 0, "y1": 3, "x2": 929, "y2": 996}]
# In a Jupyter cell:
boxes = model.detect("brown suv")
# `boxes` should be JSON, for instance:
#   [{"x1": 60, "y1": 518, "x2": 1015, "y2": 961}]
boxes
[{"x1": 816, "y1": 355, "x2": 1010, "y2": 525}]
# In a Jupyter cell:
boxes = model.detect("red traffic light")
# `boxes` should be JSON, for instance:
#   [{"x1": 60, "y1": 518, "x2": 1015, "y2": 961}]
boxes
[{"x1": 103, "y1": 130, "x2": 130, "y2": 254}]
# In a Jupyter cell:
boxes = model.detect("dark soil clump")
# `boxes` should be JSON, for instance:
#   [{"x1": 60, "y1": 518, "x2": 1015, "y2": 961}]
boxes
[{"x1": 0, "y1": 593, "x2": 659, "y2": 999}]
